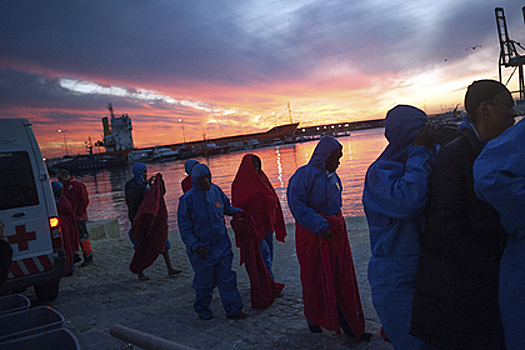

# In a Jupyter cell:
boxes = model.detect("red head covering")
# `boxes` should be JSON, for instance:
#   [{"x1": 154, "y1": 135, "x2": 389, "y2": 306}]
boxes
[{"x1": 231, "y1": 154, "x2": 286, "y2": 242}]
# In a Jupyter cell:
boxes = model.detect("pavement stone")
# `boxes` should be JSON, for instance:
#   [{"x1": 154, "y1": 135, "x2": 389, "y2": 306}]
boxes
[{"x1": 35, "y1": 216, "x2": 394, "y2": 350}]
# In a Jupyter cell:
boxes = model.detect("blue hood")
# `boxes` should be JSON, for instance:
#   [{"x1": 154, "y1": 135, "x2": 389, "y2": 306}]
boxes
[
  {"x1": 191, "y1": 164, "x2": 212, "y2": 191},
  {"x1": 380, "y1": 105, "x2": 427, "y2": 163},
  {"x1": 308, "y1": 136, "x2": 342, "y2": 170},
  {"x1": 132, "y1": 162, "x2": 147, "y2": 184},
  {"x1": 51, "y1": 180, "x2": 63, "y2": 203},
  {"x1": 184, "y1": 159, "x2": 199, "y2": 175}
]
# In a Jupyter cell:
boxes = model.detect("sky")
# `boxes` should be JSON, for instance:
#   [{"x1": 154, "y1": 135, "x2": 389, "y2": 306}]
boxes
[{"x1": 1, "y1": 0, "x2": 524, "y2": 158}]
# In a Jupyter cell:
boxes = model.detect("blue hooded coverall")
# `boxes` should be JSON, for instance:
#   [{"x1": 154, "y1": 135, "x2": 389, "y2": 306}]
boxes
[
  {"x1": 287, "y1": 136, "x2": 343, "y2": 235},
  {"x1": 362, "y1": 105, "x2": 437, "y2": 349},
  {"x1": 288, "y1": 136, "x2": 357, "y2": 332},
  {"x1": 474, "y1": 117, "x2": 525, "y2": 350},
  {"x1": 177, "y1": 164, "x2": 243, "y2": 320}
]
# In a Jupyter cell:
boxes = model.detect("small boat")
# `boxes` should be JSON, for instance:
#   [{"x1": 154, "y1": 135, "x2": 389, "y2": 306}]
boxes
[{"x1": 150, "y1": 146, "x2": 180, "y2": 162}]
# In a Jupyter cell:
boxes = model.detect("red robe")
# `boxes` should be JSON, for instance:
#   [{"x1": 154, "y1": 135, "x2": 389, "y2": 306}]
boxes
[
  {"x1": 231, "y1": 212, "x2": 285, "y2": 309},
  {"x1": 63, "y1": 177, "x2": 89, "y2": 220},
  {"x1": 181, "y1": 176, "x2": 192, "y2": 193},
  {"x1": 129, "y1": 174, "x2": 168, "y2": 274},
  {"x1": 231, "y1": 154, "x2": 286, "y2": 243},
  {"x1": 56, "y1": 195, "x2": 80, "y2": 274},
  {"x1": 295, "y1": 211, "x2": 365, "y2": 339}
]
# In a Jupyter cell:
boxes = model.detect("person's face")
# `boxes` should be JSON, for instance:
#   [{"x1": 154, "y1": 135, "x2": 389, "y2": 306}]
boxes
[
  {"x1": 324, "y1": 147, "x2": 343, "y2": 172},
  {"x1": 252, "y1": 156, "x2": 261, "y2": 174},
  {"x1": 56, "y1": 173, "x2": 68, "y2": 185},
  {"x1": 483, "y1": 92, "x2": 517, "y2": 137},
  {"x1": 142, "y1": 169, "x2": 147, "y2": 181},
  {"x1": 197, "y1": 174, "x2": 211, "y2": 191}
]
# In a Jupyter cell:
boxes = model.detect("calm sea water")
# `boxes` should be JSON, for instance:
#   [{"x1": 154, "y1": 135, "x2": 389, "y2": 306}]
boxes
[{"x1": 67, "y1": 128, "x2": 387, "y2": 236}]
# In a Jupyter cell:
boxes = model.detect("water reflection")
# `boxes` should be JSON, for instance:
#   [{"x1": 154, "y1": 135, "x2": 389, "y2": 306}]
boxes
[{"x1": 69, "y1": 128, "x2": 387, "y2": 236}]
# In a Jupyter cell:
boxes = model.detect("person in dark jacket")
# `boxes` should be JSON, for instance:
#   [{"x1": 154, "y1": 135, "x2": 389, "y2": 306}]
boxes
[
  {"x1": 125, "y1": 163, "x2": 181, "y2": 281},
  {"x1": 410, "y1": 80, "x2": 516, "y2": 350}
]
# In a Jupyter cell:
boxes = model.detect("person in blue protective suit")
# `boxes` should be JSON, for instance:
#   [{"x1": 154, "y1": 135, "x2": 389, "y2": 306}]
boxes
[
  {"x1": 474, "y1": 118, "x2": 524, "y2": 350},
  {"x1": 287, "y1": 136, "x2": 370, "y2": 341},
  {"x1": 178, "y1": 163, "x2": 248, "y2": 320},
  {"x1": 362, "y1": 105, "x2": 438, "y2": 350},
  {"x1": 411, "y1": 80, "x2": 514, "y2": 350}
]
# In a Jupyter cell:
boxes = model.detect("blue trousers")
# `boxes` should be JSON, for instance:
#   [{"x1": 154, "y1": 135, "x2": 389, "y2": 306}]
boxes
[
  {"x1": 189, "y1": 249, "x2": 243, "y2": 320},
  {"x1": 260, "y1": 232, "x2": 274, "y2": 279}
]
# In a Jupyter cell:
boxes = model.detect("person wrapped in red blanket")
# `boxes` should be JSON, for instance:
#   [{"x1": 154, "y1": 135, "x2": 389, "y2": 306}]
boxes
[
  {"x1": 52, "y1": 181, "x2": 80, "y2": 276},
  {"x1": 287, "y1": 136, "x2": 371, "y2": 341},
  {"x1": 126, "y1": 165, "x2": 181, "y2": 280},
  {"x1": 231, "y1": 211, "x2": 284, "y2": 309},
  {"x1": 231, "y1": 154, "x2": 286, "y2": 279}
]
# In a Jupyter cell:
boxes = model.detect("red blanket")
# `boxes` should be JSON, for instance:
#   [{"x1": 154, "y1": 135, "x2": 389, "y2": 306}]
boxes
[
  {"x1": 129, "y1": 174, "x2": 168, "y2": 274},
  {"x1": 295, "y1": 211, "x2": 365, "y2": 338},
  {"x1": 57, "y1": 195, "x2": 80, "y2": 274},
  {"x1": 231, "y1": 212, "x2": 285, "y2": 309},
  {"x1": 231, "y1": 154, "x2": 286, "y2": 243}
]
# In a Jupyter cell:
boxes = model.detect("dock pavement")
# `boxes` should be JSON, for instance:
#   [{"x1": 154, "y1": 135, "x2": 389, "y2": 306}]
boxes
[{"x1": 39, "y1": 216, "x2": 394, "y2": 350}]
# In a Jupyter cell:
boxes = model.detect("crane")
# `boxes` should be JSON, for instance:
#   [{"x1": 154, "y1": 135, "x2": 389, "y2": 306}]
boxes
[{"x1": 495, "y1": 7, "x2": 525, "y2": 100}]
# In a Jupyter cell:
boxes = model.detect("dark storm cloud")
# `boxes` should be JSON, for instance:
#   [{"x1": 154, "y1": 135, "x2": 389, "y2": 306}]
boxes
[{"x1": 1, "y1": 0, "x2": 524, "y2": 89}]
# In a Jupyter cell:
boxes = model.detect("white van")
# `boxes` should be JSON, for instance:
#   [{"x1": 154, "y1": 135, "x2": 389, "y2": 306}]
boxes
[{"x1": 0, "y1": 119, "x2": 65, "y2": 301}]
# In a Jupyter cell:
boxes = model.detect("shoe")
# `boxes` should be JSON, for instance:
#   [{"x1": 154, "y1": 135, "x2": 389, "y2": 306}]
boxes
[
  {"x1": 308, "y1": 322, "x2": 323, "y2": 333},
  {"x1": 360, "y1": 332, "x2": 372, "y2": 341},
  {"x1": 80, "y1": 257, "x2": 93, "y2": 267},
  {"x1": 73, "y1": 253, "x2": 81, "y2": 264},
  {"x1": 168, "y1": 268, "x2": 182, "y2": 276},
  {"x1": 230, "y1": 311, "x2": 248, "y2": 319}
]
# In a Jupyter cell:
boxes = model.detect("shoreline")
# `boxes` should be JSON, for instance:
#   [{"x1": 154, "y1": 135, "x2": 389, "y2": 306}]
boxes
[{"x1": 32, "y1": 216, "x2": 392, "y2": 350}]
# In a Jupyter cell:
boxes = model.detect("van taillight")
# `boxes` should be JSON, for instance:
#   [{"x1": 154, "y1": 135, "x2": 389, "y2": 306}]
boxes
[{"x1": 49, "y1": 216, "x2": 62, "y2": 249}]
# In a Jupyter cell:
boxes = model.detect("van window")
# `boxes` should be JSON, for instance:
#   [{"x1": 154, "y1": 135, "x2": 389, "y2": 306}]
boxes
[{"x1": 0, "y1": 151, "x2": 39, "y2": 210}]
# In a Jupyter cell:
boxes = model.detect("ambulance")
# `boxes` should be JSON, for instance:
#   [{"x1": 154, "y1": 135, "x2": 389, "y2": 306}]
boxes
[{"x1": 0, "y1": 119, "x2": 65, "y2": 301}]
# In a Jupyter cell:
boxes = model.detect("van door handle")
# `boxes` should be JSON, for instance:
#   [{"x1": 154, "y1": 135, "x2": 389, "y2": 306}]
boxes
[{"x1": 12, "y1": 212, "x2": 26, "y2": 218}]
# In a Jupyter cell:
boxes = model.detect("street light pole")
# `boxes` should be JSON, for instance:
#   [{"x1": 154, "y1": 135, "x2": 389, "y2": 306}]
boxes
[
  {"x1": 178, "y1": 119, "x2": 186, "y2": 143},
  {"x1": 58, "y1": 129, "x2": 69, "y2": 156}
]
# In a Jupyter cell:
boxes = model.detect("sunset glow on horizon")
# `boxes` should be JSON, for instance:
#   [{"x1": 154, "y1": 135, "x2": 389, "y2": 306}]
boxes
[{"x1": 1, "y1": 1, "x2": 524, "y2": 158}]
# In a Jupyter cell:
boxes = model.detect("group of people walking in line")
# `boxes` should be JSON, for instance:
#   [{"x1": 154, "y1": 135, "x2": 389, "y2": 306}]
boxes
[{"x1": 50, "y1": 78, "x2": 524, "y2": 349}]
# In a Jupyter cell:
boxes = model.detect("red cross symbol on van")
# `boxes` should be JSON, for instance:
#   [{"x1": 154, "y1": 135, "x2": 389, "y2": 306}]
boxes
[{"x1": 7, "y1": 225, "x2": 37, "y2": 251}]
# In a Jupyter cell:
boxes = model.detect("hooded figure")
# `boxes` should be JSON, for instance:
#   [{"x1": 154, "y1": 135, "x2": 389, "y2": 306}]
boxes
[
  {"x1": 126, "y1": 163, "x2": 149, "y2": 223},
  {"x1": 57, "y1": 168, "x2": 92, "y2": 266},
  {"x1": 362, "y1": 105, "x2": 437, "y2": 349},
  {"x1": 474, "y1": 118, "x2": 525, "y2": 350},
  {"x1": 125, "y1": 163, "x2": 181, "y2": 280},
  {"x1": 52, "y1": 180, "x2": 79, "y2": 276},
  {"x1": 181, "y1": 159, "x2": 199, "y2": 194},
  {"x1": 178, "y1": 163, "x2": 246, "y2": 320},
  {"x1": 231, "y1": 154, "x2": 286, "y2": 308},
  {"x1": 129, "y1": 173, "x2": 169, "y2": 276},
  {"x1": 287, "y1": 136, "x2": 368, "y2": 340},
  {"x1": 232, "y1": 154, "x2": 286, "y2": 276}
]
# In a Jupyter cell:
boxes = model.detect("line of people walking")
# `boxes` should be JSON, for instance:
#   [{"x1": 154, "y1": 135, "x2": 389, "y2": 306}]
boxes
[{"x1": 70, "y1": 77, "x2": 522, "y2": 349}]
